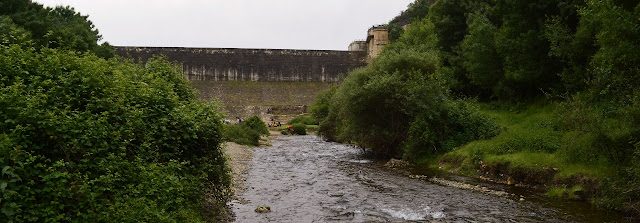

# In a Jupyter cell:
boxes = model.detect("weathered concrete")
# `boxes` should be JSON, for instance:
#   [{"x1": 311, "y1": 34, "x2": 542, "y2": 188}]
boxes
[
  {"x1": 189, "y1": 81, "x2": 331, "y2": 122},
  {"x1": 366, "y1": 25, "x2": 389, "y2": 61},
  {"x1": 190, "y1": 81, "x2": 331, "y2": 106},
  {"x1": 348, "y1": 41, "x2": 367, "y2": 51},
  {"x1": 115, "y1": 47, "x2": 367, "y2": 82}
]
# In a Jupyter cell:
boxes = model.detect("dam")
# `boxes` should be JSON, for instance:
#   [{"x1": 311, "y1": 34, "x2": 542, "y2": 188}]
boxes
[{"x1": 115, "y1": 46, "x2": 368, "y2": 120}]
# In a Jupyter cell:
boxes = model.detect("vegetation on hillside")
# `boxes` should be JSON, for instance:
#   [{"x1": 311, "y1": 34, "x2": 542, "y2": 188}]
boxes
[
  {"x1": 0, "y1": 0, "x2": 114, "y2": 58},
  {"x1": 388, "y1": 0, "x2": 434, "y2": 42},
  {"x1": 313, "y1": 0, "x2": 640, "y2": 216},
  {"x1": 1, "y1": 1, "x2": 230, "y2": 222}
]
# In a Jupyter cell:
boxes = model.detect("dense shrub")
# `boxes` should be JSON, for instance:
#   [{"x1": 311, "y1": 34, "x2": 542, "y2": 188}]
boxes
[
  {"x1": 243, "y1": 115, "x2": 269, "y2": 136},
  {"x1": 0, "y1": 45, "x2": 230, "y2": 222},
  {"x1": 403, "y1": 100, "x2": 501, "y2": 159},
  {"x1": 223, "y1": 115, "x2": 268, "y2": 146},
  {"x1": 291, "y1": 123, "x2": 307, "y2": 135},
  {"x1": 223, "y1": 125, "x2": 261, "y2": 146}
]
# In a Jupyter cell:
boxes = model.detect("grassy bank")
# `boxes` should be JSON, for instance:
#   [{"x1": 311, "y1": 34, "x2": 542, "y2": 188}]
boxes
[{"x1": 429, "y1": 101, "x2": 620, "y2": 202}]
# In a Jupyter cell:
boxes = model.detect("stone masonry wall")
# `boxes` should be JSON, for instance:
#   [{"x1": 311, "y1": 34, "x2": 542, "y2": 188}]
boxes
[{"x1": 115, "y1": 47, "x2": 367, "y2": 82}]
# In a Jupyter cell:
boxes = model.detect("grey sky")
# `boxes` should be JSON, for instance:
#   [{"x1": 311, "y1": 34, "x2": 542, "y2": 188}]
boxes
[{"x1": 34, "y1": 0, "x2": 414, "y2": 50}]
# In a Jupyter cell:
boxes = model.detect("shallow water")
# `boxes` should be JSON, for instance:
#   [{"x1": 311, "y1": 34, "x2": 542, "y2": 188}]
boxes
[{"x1": 230, "y1": 135, "x2": 625, "y2": 222}]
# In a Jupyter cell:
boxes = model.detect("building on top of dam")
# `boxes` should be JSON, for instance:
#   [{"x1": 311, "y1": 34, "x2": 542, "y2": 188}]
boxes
[
  {"x1": 366, "y1": 25, "x2": 390, "y2": 61},
  {"x1": 348, "y1": 25, "x2": 390, "y2": 62},
  {"x1": 348, "y1": 40, "x2": 367, "y2": 52}
]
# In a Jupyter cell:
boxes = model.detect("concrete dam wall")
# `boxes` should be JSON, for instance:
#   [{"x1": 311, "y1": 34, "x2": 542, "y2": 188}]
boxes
[{"x1": 115, "y1": 47, "x2": 367, "y2": 82}]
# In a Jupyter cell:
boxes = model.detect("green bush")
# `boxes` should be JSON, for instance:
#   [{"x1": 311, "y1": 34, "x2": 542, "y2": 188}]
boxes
[
  {"x1": 403, "y1": 100, "x2": 501, "y2": 160},
  {"x1": 223, "y1": 124, "x2": 261, "y2": 146},
  {"x1": 0, "y1": 45, "x2": 230, "y2": 222},
  {"x1": 291, "y1": 123, "x2": 307, "y2": 135},
  {"x1": 223, "y1": 115, "x2": 268, "y2": 146},
  {"x1": 311, "y1": 86, "x2": 338, "y2": 141},
  {"x1": 287, "y1": 116, "x2": 318, "y2": 125},
  {"x1": 243, "y1": 115, "x2": 269, "y2": 136}
]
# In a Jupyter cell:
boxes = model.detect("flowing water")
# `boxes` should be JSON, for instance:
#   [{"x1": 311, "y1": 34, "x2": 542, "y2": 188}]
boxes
[{"x1": 230, "y1": 135, "x2": 626, "y2": 222}]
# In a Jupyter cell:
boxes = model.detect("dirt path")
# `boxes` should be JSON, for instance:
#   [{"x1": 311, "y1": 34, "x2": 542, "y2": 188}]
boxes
[
  {"x1": 224, "y1": 142, "x2": 253, "y2": 197},
  {"x1": 224, "y1": 130, "x2": 282, "y2": 201}
]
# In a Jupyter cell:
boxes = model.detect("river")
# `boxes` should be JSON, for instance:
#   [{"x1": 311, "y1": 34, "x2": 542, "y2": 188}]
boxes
[{"x1": 229, "y1": 135, "x2": 625, "y2": 222}]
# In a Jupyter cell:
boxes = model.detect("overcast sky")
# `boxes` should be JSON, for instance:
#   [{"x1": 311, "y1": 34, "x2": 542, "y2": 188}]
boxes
[{"x1": 33, "y1": 0, "x2": 414, "y2": 50}]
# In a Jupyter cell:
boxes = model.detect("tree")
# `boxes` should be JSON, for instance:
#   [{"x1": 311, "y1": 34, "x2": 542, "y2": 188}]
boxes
[
  {"x1": 492, "y1": 0, "x2": 563, "y2": 98},
  {"x1": 460, "y1": 13, "x2": 504, "y2": 99},
  {"x1": 1, "y1": 0, "x2": 114, "y2": 57}
]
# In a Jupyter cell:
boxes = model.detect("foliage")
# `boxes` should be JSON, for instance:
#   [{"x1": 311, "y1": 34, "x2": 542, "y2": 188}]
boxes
[
  {"x1": 546, "y1": 0, "x2": 640, "y2": 213},
  {"x1": 322, "y1": 0, "x2": 640, "y2": 215},
  {"x1": 459, "y1": 12, "x2": 504, "y2": 99},
  {"x1": 0, "y1": 16, "x2": 31, "y2": 45},
  {"x1": 0, "y1": 45, "x2": 230, "y2": 222},
  {"x1": 405, "y1": 0, "x2": 433, "y2": 23},
  {"x1": 287, "y1": 116, "x2": 318, "y2": 126},
  {"x1": 427, "y1": 0, "x2": 469, "y2": 53},
  {"x1": 387, "y1": 23, "x2": 405, "y2": 43},
  {"x1": 388, "y1": 0, "x2": 433, "y2": 42},
  {"x1": 223, "y1": 124, "x2": 261, "y2": 147},
  {"x1": 0, "y1": 0, "x2": 114, "y2": 58},
  {"x1": 223, "y1": 115, "x2": 268, "y2": 146},
  {"x1": 311, "y1": 85, "x2": 339, "y2": 141},
  {"x1": 291, "y1": 124, "x2": 307, "y2": 135},
  {"x1": 403, "y1": 100, "x2": 501, "y2": 160},
  {"x1": 315, "y1": 17, "x2": 498, "y2": 159},
  {"x1": 243, "y1": 115, "x2": 269, "y2": 136}
]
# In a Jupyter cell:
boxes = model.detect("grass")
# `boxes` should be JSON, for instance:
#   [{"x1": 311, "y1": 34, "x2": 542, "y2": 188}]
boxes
[
  {"x1": 432, "y1": 100, "x2": 618, "y2": 188},
  {"x1": 546, "y1": 185, "x2": 584, "y2": 200}
]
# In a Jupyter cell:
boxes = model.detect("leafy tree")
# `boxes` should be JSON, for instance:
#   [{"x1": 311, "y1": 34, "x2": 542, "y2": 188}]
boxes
[
  {"x1": 0, "y1": 16, "x2": 31, "y2": 45},
  {"x1": 427, "y1": 0, "x2": 469, "y2": 53},
  {"x1": 406, "y1": 0, "x2": 433, "y2": 22},
  {"x1": 426, "y1": 0, "x2": 474, "y2": 96},
  {"x1": 388, "y1": 0, "x2": 434, "y2": 43},
  {"x1": 0, "y1": 0, "x2": 114, "y2": 57},
  {"x1": 547, "y1": 0, "x2": 640, "y2": 213},
  {"x1": 460, "y1": 12, "x2": 504, "y2": 99},
  {"x1": 387, "y1": 23, "x2": 405, "y2": 43},
  {"x1": 492, "y1": 0, "x2": 564, "y2": 98}
]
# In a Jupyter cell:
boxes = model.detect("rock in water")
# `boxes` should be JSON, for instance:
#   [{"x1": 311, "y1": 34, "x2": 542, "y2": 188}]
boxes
[
  {"x1": 255, "y1": 206, "x2": 271, "y2": 213},
  {"x1": 384, "y1": 159, "x2": 411, "y2": 168},
  {"x1": 507, "y1": 177, "x2": 516, "y2": 185}
]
